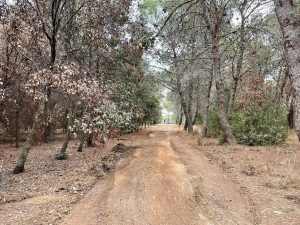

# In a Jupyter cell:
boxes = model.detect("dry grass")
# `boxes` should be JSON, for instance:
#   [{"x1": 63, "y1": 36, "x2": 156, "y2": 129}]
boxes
[
  {"x1": 177, "y1": 126, "x2": 300, "y2": 225},
  {"x1": 265, "y1": 152, "x2": 300, "y2": 189}
]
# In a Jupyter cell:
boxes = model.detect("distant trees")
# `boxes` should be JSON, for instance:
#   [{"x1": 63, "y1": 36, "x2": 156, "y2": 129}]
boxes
[{"x1": 140, "y1": 0, "x2": 295, "y2": 144}]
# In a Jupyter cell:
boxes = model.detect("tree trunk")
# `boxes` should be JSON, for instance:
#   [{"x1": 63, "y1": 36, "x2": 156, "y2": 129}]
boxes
[
  {"x1": 15, "y1": 106, "x2": 20, "y2": 148},
  {"x1": 192, "y1": 110, "x2": 198, "y2": 125},
  {"x1": 182, "y1": 101, "x2": 193, "y2": 133},
  {"x1": 56, "y1": 107, "x2": 72, "y2": 159},
  {"x1": 212, "y1": 39, "x2": 236, "y2": 143},
  {"x1": 228, "y1": 2, "x2": 246, "y2": 115},
  {"x1": 274, "y1": 0, "x2": 300, "y2": 140},
  {"x1": 202, "y1": 0, "x2": 236, "y2": 143},
  {"x1": 192, "y1": 90, "x2": 202, "y2": 126},
  {"x1": 179, "y1": 80, "x2": 194, "y2": 133},
  {"x1": 288, "y1": 99, "x2": 294, "y2": 129},
  {"x1": 187, "y1": 80, "x2": 196, "y2": 129},
  {"x1": 77, "y1": 132, "x2": 85, "y2": 152},
  {"x1": 177, "y1": 104, "x2": 183, "y2": 126},
  {"x1": 228, "y1": 77, "x2": 238, "y2": 115},
  {"x1": 201, "y1": 67, "x2": 213, "y2": 138},
  {"x1": 178, "y1": 113, "x2": 183, "y2": 126},
  {"x1": 13, "y1": 98, "x2": 47, "y2": 174},
  {"x1": 275, "y1": 65, "x2": 288, "y2": 113},
  {"x1": 43, "y1": 100, "x2": 49, "y2": 143},
  {"x1": 177, "y1": 72, "x2": 193, "y2": 132},
  {"x1": 184, "y1": 119, "x2": 188, "y2": 131}
]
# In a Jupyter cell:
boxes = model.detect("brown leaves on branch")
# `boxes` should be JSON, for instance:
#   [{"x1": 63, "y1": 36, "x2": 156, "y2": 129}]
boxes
[
  {"x1": 236, "y1": 76, "x2": 269, "y2": 110},
  {"x1": 0, "y1": 0, "x2": 148, "y2": 146}
]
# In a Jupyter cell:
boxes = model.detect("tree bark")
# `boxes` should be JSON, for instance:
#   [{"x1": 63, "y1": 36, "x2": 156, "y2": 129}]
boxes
[
  {"x1": 13, "y1": 98, "x2": 47, "y2": 174},
  {"x1": 177, "y1": 104, "x2": 183, "y2": 126},
  {"x1": 274, "y1": 0, "x2": 300, "y2": 140},
  {"x1": 201, "y1": 67, "x2": 213, "y2": 138},
  {"x1": 15, "y1": 106, "x2": 20, "y2": 148},
  {"x1": 213, "y1": 41, "x2": 236, "y2": 143},
  {"x1": 288, "y1": 99, "x2": 294, "y2": 129},
  {"x1": 228, "y1": 77, "x2": 238, "y2": 114},
  {"x1": 178, "y1": 113, "x2": 183, "y2": 126},
  {"x1": 179, "y1": 79, "x2": 194, "y2": 133},
  {"x1": 228, "y1": 0, "x2": 247, "y2": 115},
  {"x1": 275, "y1": 65, "x2": 288, "y2": 113},
  {"x1": 184, "y1": 118, "x2": 188, "y2": 131},
  {"x1": 187, "y1": 80, "x2": 196, "y2": 128},
  {"x1": 43, "y1": 100, "x2": 49, "y2": 143},
  {"x1": 181, "y1": 97, "x2": 193, "y2": 133},
  {"x1": 77, "y1": 131, "x2": 85, "y2": 152},
  {"x1": 192, "y1": 109, "x2": 198, "y2": 125},
  {"x1": 57, "y1": 107, "x2": 72, "y2": 159}
]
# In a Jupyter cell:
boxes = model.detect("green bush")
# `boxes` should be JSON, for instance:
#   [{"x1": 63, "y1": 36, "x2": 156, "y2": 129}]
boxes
[
  {"x1": 207, "y1": 108, "x2": 223, "y2": 138},
  {"x1": 230, "y1": 104, "x2": 289, "y2": 146},
  {"x1": 195, "y1": 114, "x2": 203, "y2": 125},
  {"x1": 206, "y1": 105, "x2": 290, "y2": 146}
]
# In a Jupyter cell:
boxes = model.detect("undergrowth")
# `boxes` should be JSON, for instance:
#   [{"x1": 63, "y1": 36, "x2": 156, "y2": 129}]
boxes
[{"x1": 206, "y1": 104, "x2": 290, "y2": 146}]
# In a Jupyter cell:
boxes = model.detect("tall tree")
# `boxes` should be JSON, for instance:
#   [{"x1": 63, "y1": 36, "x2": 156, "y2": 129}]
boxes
[
  {"x1": 274, "y1": 0, "x2": 300, "y2": 140},
  {"x1": 202, "y1": 0, "x2": 236, "y2": 143}
]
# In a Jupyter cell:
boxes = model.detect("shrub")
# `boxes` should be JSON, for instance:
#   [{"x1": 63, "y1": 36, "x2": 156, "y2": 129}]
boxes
[
  {"x1": 207, "y1": 108, "x2": 223, "y2": 138},
  {"x1": 206, "y1": 104, "x2": 290, "y2": 146},
  {"x1": 195, "y1": 114, "x2": 203, "y2": 126},
  {"x1": 230, "y1": 104, "x2": 289, "y2": 146}
]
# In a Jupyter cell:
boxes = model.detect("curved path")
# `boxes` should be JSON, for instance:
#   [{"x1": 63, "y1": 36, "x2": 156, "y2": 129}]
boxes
[{"x1": 61, "y1": 125, "x2": 254, "y2": 225}]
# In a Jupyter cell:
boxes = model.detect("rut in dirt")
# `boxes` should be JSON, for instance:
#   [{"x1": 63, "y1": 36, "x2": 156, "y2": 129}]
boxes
[{"x1": 61, "y1": 125, "x2": 255, "y2": 225}]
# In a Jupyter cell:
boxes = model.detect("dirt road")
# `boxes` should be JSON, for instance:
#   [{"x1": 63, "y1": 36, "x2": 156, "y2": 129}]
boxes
[{"x1": 60, "y1": 125, "x2": 255, "y2": 225}]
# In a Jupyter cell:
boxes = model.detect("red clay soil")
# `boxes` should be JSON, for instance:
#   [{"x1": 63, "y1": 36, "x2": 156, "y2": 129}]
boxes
[
  {"x1": 1, "y1": 124, "x2": 300, "y2": 225},
  {"x1": 61, "y1": 125, "x2": 253, "y2": 225}
]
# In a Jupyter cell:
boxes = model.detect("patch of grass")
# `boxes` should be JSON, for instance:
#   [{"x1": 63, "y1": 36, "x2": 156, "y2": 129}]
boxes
[
  {"x1": 282, "y1": 208, "x2": 296, "y2": 213},
  {"x1": 265, "y1": 155, "x2": 300, "y2": 189}
]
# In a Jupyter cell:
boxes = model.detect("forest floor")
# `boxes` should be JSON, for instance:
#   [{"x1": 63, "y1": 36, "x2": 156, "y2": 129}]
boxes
[{"x1": 0, "y1": 124, "x2": 300, "y2": 225}]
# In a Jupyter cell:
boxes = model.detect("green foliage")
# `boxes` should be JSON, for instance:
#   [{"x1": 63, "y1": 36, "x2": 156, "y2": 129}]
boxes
[
  {"x1": 195, "y1": 114, "x2": 203, "y2": 126},
  {"x1": 230, "y1": 104, "x2": 289, "y2": 146},
  {"x1": 206, "y1": 105, "x2": 289, "y2": 146},
  {"x1": 207, "y1": 109, "x2": 223, "y2": 138},
  {"x1": 142, "y1": 95, "x2": 161, "y2": 124},
  {"x1": 139, "y1": 0, "x2": 168, "y2": 18}
]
